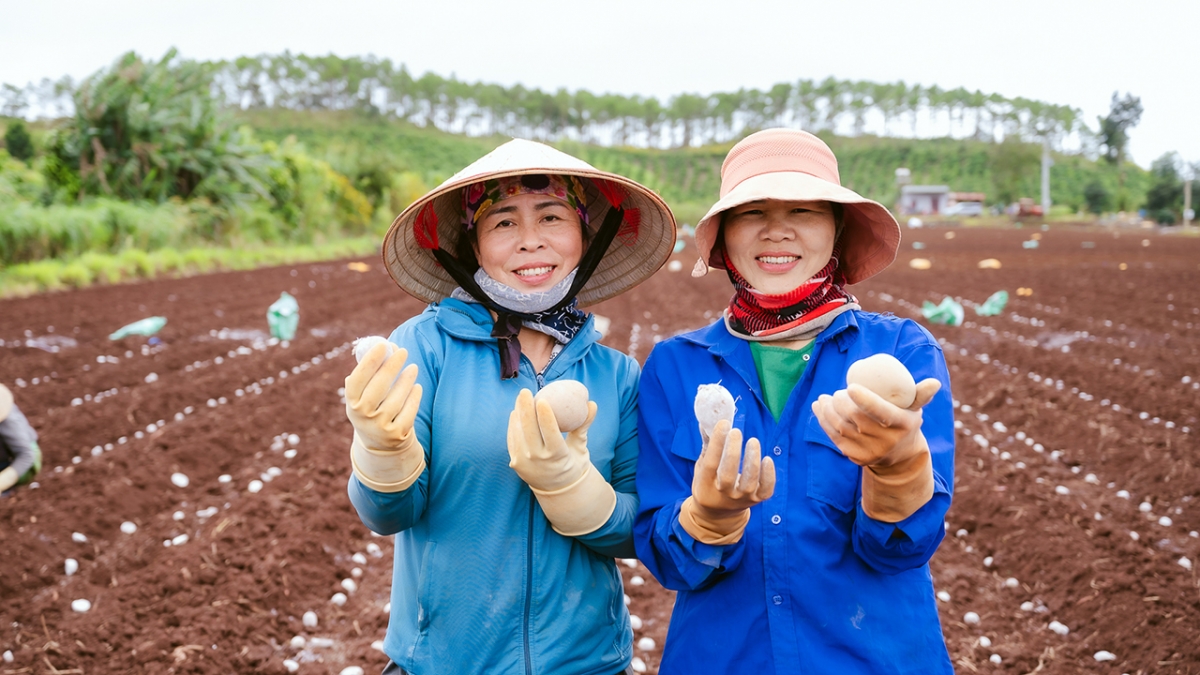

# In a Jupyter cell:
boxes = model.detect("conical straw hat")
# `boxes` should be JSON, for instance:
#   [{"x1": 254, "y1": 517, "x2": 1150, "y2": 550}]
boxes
[{"x1": 383, "y1": 139, "x2": 677, "y2": 306}]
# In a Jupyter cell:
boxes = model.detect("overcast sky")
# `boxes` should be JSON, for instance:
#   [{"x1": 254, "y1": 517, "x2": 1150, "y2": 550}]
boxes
[{"x1": 2, "y1": 0, "x2": 1195, "y2": 170}]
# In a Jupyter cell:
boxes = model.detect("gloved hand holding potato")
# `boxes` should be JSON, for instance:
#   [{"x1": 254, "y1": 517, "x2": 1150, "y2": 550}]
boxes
[
  {"x1": 345, "y1": 341, "x2": 426, "y2": 493},
  {"x1": 507, "y1": 384, "x2": 616, "y2": 537},
  {"x1": 812, "y1": 353, "x2": 941, "y2": 522},
  {"x1": 679, "y1": 418, "x2": 775, "y2": 546}
]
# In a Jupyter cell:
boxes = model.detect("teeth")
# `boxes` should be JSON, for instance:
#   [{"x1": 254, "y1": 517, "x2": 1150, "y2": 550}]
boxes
[
  {"x1": 515, "y1": 266, "x2": 553, "y2": 277},
  {"x1": 758, "y1": 256, "x2": 798, "y2": 264}
]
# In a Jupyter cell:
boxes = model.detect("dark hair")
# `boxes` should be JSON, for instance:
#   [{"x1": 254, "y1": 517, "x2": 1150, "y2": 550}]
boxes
[{"x1": 452, "y1": 188, "x2": 593, "y2": 271}]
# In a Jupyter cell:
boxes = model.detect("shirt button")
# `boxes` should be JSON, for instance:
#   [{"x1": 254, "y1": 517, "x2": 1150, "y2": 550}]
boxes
[
  {"x1": 771, "y1": 514, "x2": 782, "y2": 525},
  {"x1": 772, "y1": 446, "x2": 782, "y2": 456},
  {"x1": 772, "y1": 595, "x2": 783, "y2": 605}
]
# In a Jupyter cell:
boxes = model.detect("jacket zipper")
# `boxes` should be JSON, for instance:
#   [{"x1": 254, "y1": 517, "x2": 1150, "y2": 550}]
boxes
[
  {"x1": 525, "y1": 356, "x2": 541, "y2": 675},
  {"x1": 524, "y1": 491, "x2": 535, "y2": 675}
]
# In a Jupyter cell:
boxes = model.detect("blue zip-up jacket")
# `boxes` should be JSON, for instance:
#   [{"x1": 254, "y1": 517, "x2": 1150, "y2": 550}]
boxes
[
  {"x1": 347, "y1": 298, "x2": 638, "y2": 675},
  {"x1": 634, "y1": 310, "x2": 955, "y2": 675}
]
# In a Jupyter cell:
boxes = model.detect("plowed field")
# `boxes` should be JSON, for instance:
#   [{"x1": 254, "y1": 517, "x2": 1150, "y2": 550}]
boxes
[{"x1": 2, "y1": 225, "x2": 1198, "y2": 674}]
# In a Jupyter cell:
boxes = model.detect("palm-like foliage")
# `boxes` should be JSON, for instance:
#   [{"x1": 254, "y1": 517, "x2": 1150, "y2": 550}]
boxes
[{"x1": 48, "y1": 49, "x2": 269, "y2": 204}]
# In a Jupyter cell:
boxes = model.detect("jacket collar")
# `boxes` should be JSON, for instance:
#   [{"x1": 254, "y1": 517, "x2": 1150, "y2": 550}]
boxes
[
  {"x1": 678, "y1": 310, "x2": 861, "y2": 401},
  {"x1": 681, "y1": 309, "x2": 861, "y2": 355}
]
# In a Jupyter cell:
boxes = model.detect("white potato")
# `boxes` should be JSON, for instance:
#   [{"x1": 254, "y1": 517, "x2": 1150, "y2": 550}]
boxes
[
  {"x1": 353, "y1": 336, "x2": 395, "y2": 363},
  {"x1": 694, "y1": 383, "x2": 736, "y2": 440},
  {"x1": 846, "y1": 353, "x2": 916, "y2": 408},
  {"x1": 535, "y1": 380, "x2": 590, "y2": 432}
]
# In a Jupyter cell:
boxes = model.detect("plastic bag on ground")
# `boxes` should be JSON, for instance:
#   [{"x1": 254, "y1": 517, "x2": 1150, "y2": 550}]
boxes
[
  {"x1": 975, "y1": 290, "x2": 1009, "y2": 316},
  {"x1": 267, "y1": 292, "x2": 299, "y2": 340},
  {"x1": 921, "y1": 297, "x2": 964, "y2": 327},
  {"x1": 109, "y1": 317, "x2": 167, "y2": 340}
]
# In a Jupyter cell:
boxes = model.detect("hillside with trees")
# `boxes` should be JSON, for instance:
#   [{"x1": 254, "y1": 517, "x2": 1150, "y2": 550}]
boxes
[{"x1": 1, "y1": 50, "x2": 1191, "y2": 294}]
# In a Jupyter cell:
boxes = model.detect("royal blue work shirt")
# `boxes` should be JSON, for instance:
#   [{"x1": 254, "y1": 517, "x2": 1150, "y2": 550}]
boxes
[{"x1": 634, "y1": 310, "x2": 955, "y2": 675}]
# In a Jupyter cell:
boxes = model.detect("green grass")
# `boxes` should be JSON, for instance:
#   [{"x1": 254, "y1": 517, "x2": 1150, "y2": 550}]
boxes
[{"x1": 0, "y1": 237, "x2": 379, "y2": 297}]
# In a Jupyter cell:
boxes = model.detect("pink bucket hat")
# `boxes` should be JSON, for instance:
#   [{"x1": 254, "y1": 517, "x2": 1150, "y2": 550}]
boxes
[{"x1": 693, "y1": 128, "x2": 900, "y2": 285}]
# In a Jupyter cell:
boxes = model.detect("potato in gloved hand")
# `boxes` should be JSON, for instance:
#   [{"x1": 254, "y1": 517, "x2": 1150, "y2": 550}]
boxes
[
  {"x1": 534, "y1": 380, "x2": 590, "y2": 433},
  {"x1": 813, "y1": 353, "x2": 942, "y2": 522}
]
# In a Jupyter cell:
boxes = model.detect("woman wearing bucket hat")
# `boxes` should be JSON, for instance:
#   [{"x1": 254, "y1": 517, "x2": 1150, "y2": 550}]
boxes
[
  {"x1": 344, "y1": 139, "x2": 675, "y2": 675},
  {"x1": 633, "y1": 129, "x2": 955, "y2": 674}
]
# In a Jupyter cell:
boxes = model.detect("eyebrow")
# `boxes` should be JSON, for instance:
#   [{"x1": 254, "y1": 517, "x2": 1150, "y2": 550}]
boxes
[
  {"x1": 736, "y1": 200, "x2": 828, "y2": 210},
  {"x1": 487, "y1": 200, "x2": 568, "y2": 216}
]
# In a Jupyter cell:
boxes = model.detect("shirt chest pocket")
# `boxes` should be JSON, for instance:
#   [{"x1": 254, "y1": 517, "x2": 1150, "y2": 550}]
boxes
[
  {"x1": 802, "y1": 416, "x2": 861, "y2": 513},
  {"x1": 668, "y1": 423, "x2": 702, "y2": 465}
]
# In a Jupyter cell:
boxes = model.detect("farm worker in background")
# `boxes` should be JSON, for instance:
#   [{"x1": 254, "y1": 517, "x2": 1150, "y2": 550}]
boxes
[
  {"x1": 0, "y1": 384, "x2": 42, "y2": 495},
  {"x1": 344, "y1": 140, "x2": 676, "y2": 675},
  {"x1": 634, "y1": 129, "x2": 955, "y2": 674}
]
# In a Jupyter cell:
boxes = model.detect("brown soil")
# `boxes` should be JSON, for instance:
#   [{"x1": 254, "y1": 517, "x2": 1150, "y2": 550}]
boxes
[{"x1": 2, "y1": 225, "x2": 1199, "y2": 674}]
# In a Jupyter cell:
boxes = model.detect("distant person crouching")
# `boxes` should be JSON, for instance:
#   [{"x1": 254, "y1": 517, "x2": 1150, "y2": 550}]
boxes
[{"x1": 0, "y1": 384, "x2": 42, "y2": 495}]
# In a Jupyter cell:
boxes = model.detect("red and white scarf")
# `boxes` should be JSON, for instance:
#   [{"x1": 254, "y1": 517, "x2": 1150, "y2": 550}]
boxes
[{"x1": 722, "y1": 246, "x2": 859, "y2": 341}]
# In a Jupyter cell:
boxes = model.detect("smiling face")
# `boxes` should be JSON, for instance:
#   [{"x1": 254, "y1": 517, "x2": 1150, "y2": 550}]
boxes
[
  {"x1": 473, "y1": 192, "x2": 584, "y2": 292},
  {"x1": 721, "y1": 199, "x2": 838, "y2": 294}
]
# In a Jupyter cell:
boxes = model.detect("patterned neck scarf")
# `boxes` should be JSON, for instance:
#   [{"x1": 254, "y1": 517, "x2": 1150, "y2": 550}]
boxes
[
  {"x1": 451, "y1": 268, "x2": 589, "y2": 345},
  {"x1": 722, "y1": 245, "x2": 859, "y2": 340}
]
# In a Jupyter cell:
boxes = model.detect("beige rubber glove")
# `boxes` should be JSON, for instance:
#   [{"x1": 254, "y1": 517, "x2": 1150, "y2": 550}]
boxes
[
  {"x1": 812, "y1": 378, "x2": 942, "y2": 522},
  {"x1": 507, "y1": 389, "x2": 616, "y2": 537},
  {"x1": 679, "y1": 419, "x2": 776, "y2": 545},
  {"x1": 0, "y1": 466, "x2": 18, "y2": 492},
  {"x1": 344, "y1": 342, "x2": 426, "y2": 493}
]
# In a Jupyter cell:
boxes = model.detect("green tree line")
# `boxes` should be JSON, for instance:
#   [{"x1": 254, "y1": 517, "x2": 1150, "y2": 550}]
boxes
[{"x1": 4, "y1": 52, "x2": 1084, "y2": 151}]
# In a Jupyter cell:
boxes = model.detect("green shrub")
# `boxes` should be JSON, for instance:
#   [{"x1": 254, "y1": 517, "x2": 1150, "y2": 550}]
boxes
[
  {"x1": 0, "y1": 151, "x2": 46, "y2": 203},
  {"x1": 3, "y1": 121, "x2": 35, "y2": 162},
  {"x1": 59, "y1": 260, "x2": 93, "y2": 287},
  {"x1": 0, "y1": 236, "x2": 380, "y2": 297},
  {"x1": 79, "y1": 251, "x2": 124, "y2": 284},
  {"x1": 181, "y1": 248, "x2": 217, "y2": 274},
  {"x1": 118, "y1": 248, "x2": 155, "y2": 278},
  {"x1": 152, "y1": 247, "x2": 185, "y2": 276},
  {"x1": 10, "y1": 260, "x2": 65, "y2": 290}
]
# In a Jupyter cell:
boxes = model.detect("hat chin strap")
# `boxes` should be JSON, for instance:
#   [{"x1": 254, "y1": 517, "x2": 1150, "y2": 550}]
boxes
[{"x1": 431, "y1": 206, "x2": 624, "y2": 378}]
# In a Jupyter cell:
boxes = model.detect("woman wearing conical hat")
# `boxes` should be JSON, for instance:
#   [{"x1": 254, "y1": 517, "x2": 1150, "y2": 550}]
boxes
[
  {"x1": 344, "y1": 139, "x2": 675, "y2": 674},
  {"x1": 633, "y1": 129, "x2": 955, "y2": 674}
]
